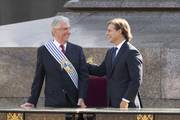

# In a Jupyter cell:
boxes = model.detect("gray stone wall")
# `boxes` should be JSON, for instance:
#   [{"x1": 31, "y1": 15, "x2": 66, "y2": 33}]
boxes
[{"x1": 0, "y1": 47, "x2": 180, "y2": 108}]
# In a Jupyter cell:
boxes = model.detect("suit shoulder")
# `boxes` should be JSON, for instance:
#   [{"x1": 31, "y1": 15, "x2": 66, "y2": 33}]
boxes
[
  {"x1": 68, "y1": 42, "x2": 83, "y2": 50},
  {"x1": 126, "y1": 42, "x2": 143, "y2": 61},
  {"x1": 126, "y1": 42, "x2": 142, "y2": 55},
  {"x1": 126, "y1": 42, "x2": 140, "y2": 52},
  {"x1": 107, "y1": 47, "x2": 112, "y2": 54},
  {"x1": 37, "y1": 45, "x2": 46, "y2": 53},
  {"x1": 38, "y1": 45, "x2": 46, "y2": 49}
]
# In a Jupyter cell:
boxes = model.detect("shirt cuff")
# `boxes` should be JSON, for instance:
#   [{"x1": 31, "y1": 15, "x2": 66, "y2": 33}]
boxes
[
  {"x1": 77, "y1": 98, "x2": 84, "y2": 105},
  {"x1": 122, "y1": 98, "x2": 130, "y2": 103}
]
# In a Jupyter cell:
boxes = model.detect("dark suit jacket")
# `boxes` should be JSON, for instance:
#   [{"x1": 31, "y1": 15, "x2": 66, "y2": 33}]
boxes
[
  {"x1": 88, "y1": 41, "x2": 143, "y2": 108},
  {"x1": 28, "y1": 42, "x2": 89, "y2": 107}
]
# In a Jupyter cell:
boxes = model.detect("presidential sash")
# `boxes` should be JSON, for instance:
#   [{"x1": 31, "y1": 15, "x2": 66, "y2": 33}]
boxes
[{"x1": 45, "y1": 40, "x2": 78, "y2": 88}]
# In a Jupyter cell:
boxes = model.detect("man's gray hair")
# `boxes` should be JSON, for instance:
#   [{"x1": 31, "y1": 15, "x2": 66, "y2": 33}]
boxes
[{"x1": 51, "y1": 16, "x2": 70, "y2": 29}]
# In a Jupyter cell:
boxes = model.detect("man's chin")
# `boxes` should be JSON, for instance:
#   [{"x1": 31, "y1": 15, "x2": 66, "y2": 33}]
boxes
[
  {"x1": 109, "y1": 39, "x2": 113, "y2": 43},
  {"x1": 65, "y1": 38, "x2": 69, "y2": 42},
  {"x1": 107, "y1": 38, "x2": 113, "y2": 43}
]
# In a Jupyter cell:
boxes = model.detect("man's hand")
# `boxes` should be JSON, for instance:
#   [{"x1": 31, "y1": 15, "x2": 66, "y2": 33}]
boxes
[
  {"x1": 77, "y1": 98, "x2": 87, "y2": 108},
  {"x1": 120, "y1": 100, "x2": 129, "y2": 108},
  {"x1": 87, "y1": 57, "x2": 94, "y2": 64},
  {"x1": 20, "y1": 102, "x2": 34, "y2": 109}
]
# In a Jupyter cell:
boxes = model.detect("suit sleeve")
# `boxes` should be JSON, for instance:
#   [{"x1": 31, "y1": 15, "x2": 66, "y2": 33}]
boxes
[
  {"x1": 87, "y1": 61, "x2": 106, "y2": 76},
  {"x1": 78, "y1": 48, "x2": 89, "y2": 99},
  {"x1": 123, "y1": 50, "x2": 143, "y2": 102},
  {"x1": 87, "y1": 49, "x2": 110, "y2": 76},
  {"x1": 28, "y1": 47, "x2": 45, "y2": 106}
]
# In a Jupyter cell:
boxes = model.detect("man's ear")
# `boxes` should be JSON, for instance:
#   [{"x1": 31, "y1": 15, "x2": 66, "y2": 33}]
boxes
[
  {"x1": 52, "y1": 29, "x2": 55, "y2": 36},
  {"x1": 118, "y1": 29, "x2": 122, "y2": 34}
]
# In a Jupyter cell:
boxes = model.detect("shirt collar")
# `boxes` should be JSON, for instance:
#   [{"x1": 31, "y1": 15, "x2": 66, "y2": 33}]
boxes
[
  {"x1": 53, "y1": 38, "x2": 67, "y2": 50},
  {"x1": 115, "y1": 40, "x2": 126, "y2": 51}
]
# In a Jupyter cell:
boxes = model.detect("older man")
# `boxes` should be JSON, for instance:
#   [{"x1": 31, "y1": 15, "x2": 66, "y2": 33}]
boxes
[{"x1": 21, "y1": 16, "x2": 88, "y2": 109}]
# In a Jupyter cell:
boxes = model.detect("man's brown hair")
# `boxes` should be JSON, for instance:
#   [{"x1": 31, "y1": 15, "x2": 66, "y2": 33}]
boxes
[{"x1": 107, "y1": 18, "x2": 133, "y2": 41}]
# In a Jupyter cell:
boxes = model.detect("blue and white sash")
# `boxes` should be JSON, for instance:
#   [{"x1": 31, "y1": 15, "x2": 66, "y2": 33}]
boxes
[{"x1": 45, "y1": 40, "x2": 78, "y2": 88}]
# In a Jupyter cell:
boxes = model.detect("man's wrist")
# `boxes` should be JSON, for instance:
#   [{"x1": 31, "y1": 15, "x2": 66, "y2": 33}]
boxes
[
  {"x1": 77, "y1": 98, "x2": 84, "y2": 105},
  {"x1": 122, "y1": 98, "x2": 130, "y2": 103}
]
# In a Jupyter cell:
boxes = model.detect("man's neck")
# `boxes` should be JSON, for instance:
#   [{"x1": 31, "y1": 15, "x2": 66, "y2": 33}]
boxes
[
  {"x1": 114, "y1": 38, "x2": 124, "y2": 46},
  {"x1": 54, "y1": 37, "x2": 66, "y2": 45}
]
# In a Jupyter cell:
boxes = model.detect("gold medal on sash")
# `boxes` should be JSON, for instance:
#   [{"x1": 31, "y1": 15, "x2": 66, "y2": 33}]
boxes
[{"x1": 62, "y1": 60, "x2": 73, "y2": 73}]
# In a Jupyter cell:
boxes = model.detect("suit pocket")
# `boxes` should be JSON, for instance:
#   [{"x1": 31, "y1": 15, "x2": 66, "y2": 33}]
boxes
[
  {"x1": 45, "y1": 90, "x2": 67, "y2": 107},
  {"x1": 62, "y1": 89, "x2": 77, "y2": 107}
]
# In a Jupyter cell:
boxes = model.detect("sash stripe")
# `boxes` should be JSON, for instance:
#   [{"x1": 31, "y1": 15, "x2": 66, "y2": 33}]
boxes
[
  {"x1": 47, "y1": 42, "x2": 79, "y2": 80},
  {"x1": 46, "y1": 41, "x2": 78, "y2": 88},
  {"x1": 47, "y1": 41, "x2": 78, "y2": 86},
  {"x1": 45, "y1": 40, "x2": 78, "y2": 88}
]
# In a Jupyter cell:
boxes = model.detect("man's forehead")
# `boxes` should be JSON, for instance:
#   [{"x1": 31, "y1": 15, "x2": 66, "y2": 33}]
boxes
[
  {"x1": 107, "y1": 24, "x2": 115, "y2": 29},
  {"x1": 59, "y1": 21, "x2": 70, "y2": 27}
]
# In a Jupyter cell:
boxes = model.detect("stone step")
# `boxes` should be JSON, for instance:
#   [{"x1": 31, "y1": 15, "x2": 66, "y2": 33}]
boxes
[{"x1": 65, "y1": 0, "x2": 180, "y2": 9}]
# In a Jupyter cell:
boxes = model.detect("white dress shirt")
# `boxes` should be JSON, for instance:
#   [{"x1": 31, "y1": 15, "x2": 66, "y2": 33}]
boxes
[{"x1": 53, "y1": 38, "x2": 67, "y2": 52}]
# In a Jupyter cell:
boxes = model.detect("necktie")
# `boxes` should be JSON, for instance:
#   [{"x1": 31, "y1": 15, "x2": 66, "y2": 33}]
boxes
[
  {"x1": 60, "y1": 44, "x2": 65, "y2": 53},
  {"x1": 112, "y1": 47, "x2": 118, "y2": 64}
]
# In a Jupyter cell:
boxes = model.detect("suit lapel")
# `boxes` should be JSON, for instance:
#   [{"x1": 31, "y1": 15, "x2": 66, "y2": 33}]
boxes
[
  {"x1": 111, "y1": 41, "x2": 128, "y2": 73},
  {"x1": 45, "y1": 42, "x2": 72, "y2": 71},
  {"x1": 44, "y1": 47, "x2": 62, "y2": 71},
  {"x1": 109, "y1": 48, "x2": 114, "y2": 69},
  {"x1": 64, "y1": 42, "x2": 71, "y2": 60}
]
